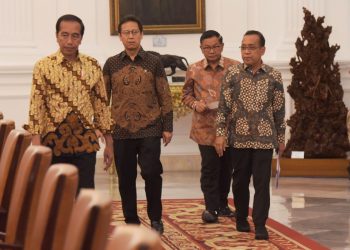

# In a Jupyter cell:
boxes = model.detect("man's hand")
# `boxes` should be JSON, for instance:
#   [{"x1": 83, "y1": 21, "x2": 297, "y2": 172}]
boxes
[
  {"x1": 103, "y1": 145, "x2": 113, "y2": 170},
  {"x1": 95, "y1": 129, "x2": 105, "y2": 144},
  {"x1": 162, "y1": 131, "x2": 173, "y2": 146},
  {"x1": 102, "y1": 134, "x2": 114, "y2": 170},
  {"x1": 278, "y1": 143, "x2": 285, "y2": 158},
  {"x1": 194, "y1": 100, "x2": 207, "y2": 113},
  {"x1": 214, "y1": 136, "x2": 226, "y2": 157}
]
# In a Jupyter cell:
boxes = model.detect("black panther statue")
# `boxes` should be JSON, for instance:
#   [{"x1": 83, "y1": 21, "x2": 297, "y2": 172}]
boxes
[{"x1": 148, "y1": 51, "x2": 189, "y2": 76}]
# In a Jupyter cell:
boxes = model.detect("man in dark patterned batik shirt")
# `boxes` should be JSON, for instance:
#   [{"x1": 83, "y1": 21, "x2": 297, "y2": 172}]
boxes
[
  {"x1": 215, "y1": 30, "x2": 286, "y2": 240},
  {"x1": 103, "y1": 15, "x2": 173, "y2": 235},
  {"x1": 27, "y1": 14, "x2": 114, "y2": 193}
]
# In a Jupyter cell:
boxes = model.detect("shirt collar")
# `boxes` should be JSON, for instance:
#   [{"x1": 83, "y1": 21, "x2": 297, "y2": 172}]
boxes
[
  {"x1": 202, "y1": 56, "x2": 225, "y2": 70},
  {"x1": 120, "y1": 47, "x2": 145, "y2": 60},
  {"x1": 56, "y1": 50, "x2": 82, "y2": 64},
  {"x1": 243, "y1": 61, "x2": 267, "y2": 73}
]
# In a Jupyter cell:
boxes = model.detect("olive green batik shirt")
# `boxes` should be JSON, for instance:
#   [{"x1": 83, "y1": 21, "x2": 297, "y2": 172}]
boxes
[{"x1": 216, "y1": 63, "x2": 286, "y2": 149}]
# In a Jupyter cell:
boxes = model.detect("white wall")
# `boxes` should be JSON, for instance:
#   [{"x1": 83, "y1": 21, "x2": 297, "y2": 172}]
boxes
[{"x1": 0, "y1": 0, "x2": 350, "y2": 155}]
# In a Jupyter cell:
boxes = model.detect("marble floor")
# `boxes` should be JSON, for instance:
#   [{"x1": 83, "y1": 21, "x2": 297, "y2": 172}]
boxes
[{"x1": 95, "y1": 166, "x2": 350, "y2": 250}]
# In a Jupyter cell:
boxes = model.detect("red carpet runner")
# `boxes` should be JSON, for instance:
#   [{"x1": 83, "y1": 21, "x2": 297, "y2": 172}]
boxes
[{"x1": 111, "y1": 199, "x2": 329, "y2": 250}]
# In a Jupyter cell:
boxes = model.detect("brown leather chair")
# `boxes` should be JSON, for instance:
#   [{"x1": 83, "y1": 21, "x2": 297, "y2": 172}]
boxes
[
  {"x1": 0, "y1": 145, "x2": 52, "y2": 247},
  {"x1": 26, "y1": 164, "x2": 78, "y2": 250},
  {"x1": 0, "y1": 163, "x2": 78, "y2": 250},
  {"x1": 0, "y1": 130, "x2": 31, "y2": 231},
  {"x1": 106, "y1": 225, "x2": 162, "y2": 250},
  {"x1": 63, "y1": 189, "x2": 112, "y2": 250},
  {"x1": 0, "y1": 119, "x2": 15, "y2": 160}
]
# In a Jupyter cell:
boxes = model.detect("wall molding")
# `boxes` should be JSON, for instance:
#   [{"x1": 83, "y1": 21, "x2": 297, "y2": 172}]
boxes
[
  {"x1": 0, "y1": 65, "x2": 33, "y2": 74},
  {"x1": 0, "y1": 0, "x2": 34, "y2": 48},
  {"x1": 277, "y1": 0, "x2": 326, "y2": 59}
]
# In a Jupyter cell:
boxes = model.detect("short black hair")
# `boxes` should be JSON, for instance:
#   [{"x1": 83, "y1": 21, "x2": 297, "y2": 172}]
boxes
[
  {"x1": 244, "y1": 30, "x2": 265, "y2": 47},
  {"x1": 200, "y1": 30, "x2": 223, "y2": 44},
  {"x1": 118, "y1": 15, "x2": 143, "y2": 34},
  {"x1": 56, "y1": 14, "x2": 85, "y2": 36}
]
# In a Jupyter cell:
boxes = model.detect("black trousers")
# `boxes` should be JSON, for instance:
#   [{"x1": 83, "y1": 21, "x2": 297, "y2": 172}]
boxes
[
  {"x1": 51, "y1": 152, "x2": 96, "y2": 193},
  {"x1": 198, "y1": 145, "x2": 233, "y2": 212},
  {"x1": 114, "y1": 137, "x2": 163, "y2": 223},
  {"x1": 230, "y1": 148, "x2": 273, "y2": 226}
]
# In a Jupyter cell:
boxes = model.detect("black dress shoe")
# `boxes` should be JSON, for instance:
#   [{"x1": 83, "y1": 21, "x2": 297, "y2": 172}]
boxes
[
  {"x1": 201, "y1": 210, "x2": 218, "y2": 223},
  {"x1": 255, "y1": 226, "x2": 269, "y2": 240},
  {"x1": 151, "y1": 220, "x2": 164, "y2": 235},
  {"x1": 218, "y1": 206, "x2": 236, "y2": 217},
  {"x1": 236, "y1": 219, "x2": 251, "y2": 232},
  {"x1": 125, "y1": 217, "x2": 141, "y2": 224}
]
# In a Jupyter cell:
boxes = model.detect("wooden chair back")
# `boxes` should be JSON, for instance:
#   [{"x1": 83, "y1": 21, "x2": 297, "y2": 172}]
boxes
[
  {"x1": 106, "y1": 225, "x2": 162, "y2": 250},
  {"x1": 26, "y1": 163, "x2": 78, "y2": 250},
  {"x1": 0, "y1": 129, "x2": 31, "y2": 231},
  {"x1": 0, "y1": 119, "x2": 15, "y2": 159},
  {"x1": 63, "y1": 189, "x2": 112, "y2": 250},
  {"x1": 3, "y1": 145, "x2": 52, "y2": 246}
]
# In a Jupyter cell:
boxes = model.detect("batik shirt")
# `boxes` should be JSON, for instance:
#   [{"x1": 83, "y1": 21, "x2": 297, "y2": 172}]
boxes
[
  {"x1": 103, "y1": 49, "x2": 173, "y2": 139},
  {"x1": 182, "y1": 57, "x2": 239, "y2": 145},
  {"x1": 27, "y1": 50, "x2": 112, "y2": 156},
  {"x1": 216, "y1": 63, "x2": 286, "y2": 149}
]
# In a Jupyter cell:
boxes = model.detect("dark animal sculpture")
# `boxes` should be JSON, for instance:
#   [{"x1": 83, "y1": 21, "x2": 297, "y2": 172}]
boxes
[{"x1": 148, "y1": 51, "x2": 189, "y2": 76}]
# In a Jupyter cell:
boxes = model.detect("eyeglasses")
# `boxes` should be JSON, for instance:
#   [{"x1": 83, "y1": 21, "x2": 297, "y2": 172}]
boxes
[
  {"x1": 201, "y1": 45, "x2": 222, "y2": 52},
  {"x1": 120, "y1": 30, "x2": 140, "y2": 36},
  {"x1": 58, "y1": 32, "x2": 81, "y2": 41},
  {"x1": 239, "y1": 46, "x2": 260, "y2": 52}
]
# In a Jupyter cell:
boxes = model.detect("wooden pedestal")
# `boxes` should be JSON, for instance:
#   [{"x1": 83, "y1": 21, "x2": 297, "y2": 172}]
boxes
[{"x1": 271, "y1": 158, "x2": 349, "y2": 177}]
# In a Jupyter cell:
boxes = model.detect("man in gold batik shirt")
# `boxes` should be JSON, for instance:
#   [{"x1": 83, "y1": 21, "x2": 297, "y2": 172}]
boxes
[{"x1": 27, "y1": 14, "x2": 113, "y2": 192}]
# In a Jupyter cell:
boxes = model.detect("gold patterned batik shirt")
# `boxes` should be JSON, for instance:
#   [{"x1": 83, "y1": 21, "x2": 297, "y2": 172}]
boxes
[
  {"x1": 216, "y1": 63, "x2": 286, "y2": 149},
  {"x1": 182, "y1": 57, "x2": 239, "y2": 146},
  {"x1": 27, "y1": 50, "x2": 112, "y2": 155}
]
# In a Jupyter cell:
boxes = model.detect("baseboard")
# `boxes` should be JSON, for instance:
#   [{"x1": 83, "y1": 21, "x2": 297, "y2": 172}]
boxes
[
  {"x1": 98, "y1": 156, "x2": 350, "y2": 177},
  {"x1": 272, "y1": 158, "x2": 350, "y2": 177},
  {"x1": 97, "y1": 154, "x2": 201, "y2": 172},
  {"x1": 160, "y1": 154, "x2": 201, "y2": 171}
]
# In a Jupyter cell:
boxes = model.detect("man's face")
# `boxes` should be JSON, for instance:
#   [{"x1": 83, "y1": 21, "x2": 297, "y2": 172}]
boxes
[
  {"x1": 119, "y1": 21, "x2": 143, "y2": 51},
  {"x1": 240, "y1": 34, "x2": 265, "y2": 67},
  {"x1": 200, "y1": 36, "x2": 223, "y2": 63},
  {"x1": 56, "y1": 21, "x2": 82, "y2": 60}
]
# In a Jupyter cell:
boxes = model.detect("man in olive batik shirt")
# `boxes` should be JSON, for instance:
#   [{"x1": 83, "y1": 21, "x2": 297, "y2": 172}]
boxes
[
  {"x1": 27, "y1": 14, "x2": 113, "y2": 192},
  {"x1": 103, "y1": 15, "x2": 173, "y2": 235},
  {"x1": 215, "y1": 30, "x2": 285, "y2": 240}
]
